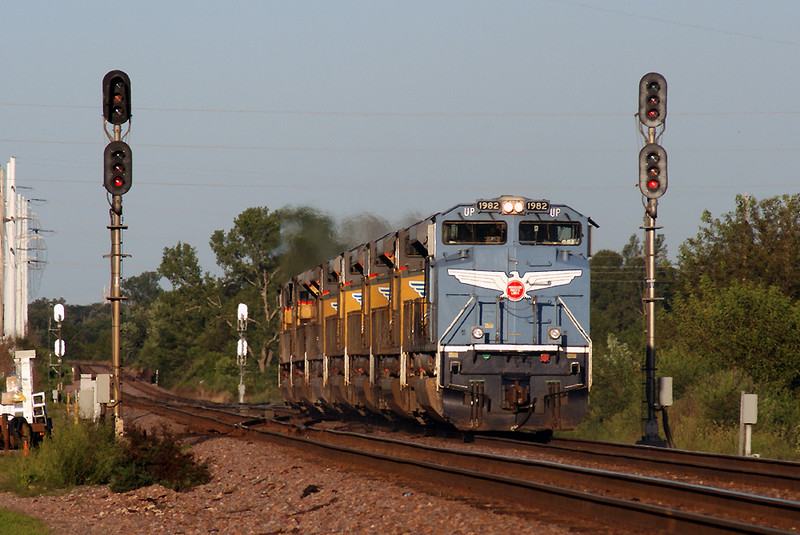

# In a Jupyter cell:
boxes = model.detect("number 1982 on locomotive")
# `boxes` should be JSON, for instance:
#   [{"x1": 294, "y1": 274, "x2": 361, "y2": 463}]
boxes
[{"x1": 476, "y1": 199, "x2": 550, "y2": 214}]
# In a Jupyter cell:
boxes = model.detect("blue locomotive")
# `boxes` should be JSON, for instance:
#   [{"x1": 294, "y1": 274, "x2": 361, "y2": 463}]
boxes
[{"x1": 279, "y1": 195, "x2": 594, "y2": 432}]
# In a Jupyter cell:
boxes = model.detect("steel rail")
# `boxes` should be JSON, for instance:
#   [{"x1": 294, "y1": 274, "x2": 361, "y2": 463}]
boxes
[
  {"x1": 478, "y1": 435, "x2": 800, "y2": 491},
  {"x1": 124, "y1": 394, "x2": 798, "y2": 534},
  {"x1": 305, "y1": 426, "x2": 800, "y2": 533}
]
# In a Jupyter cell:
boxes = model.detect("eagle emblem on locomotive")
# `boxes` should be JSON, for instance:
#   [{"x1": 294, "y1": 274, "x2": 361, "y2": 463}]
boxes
[{"x1": 279, "y1": 195, "x2": 593, "y2": 432}]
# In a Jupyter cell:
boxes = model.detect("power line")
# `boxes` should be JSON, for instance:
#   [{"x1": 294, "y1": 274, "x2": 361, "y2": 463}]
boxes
[
  {"x1": 549, "y1": 0, "x2": 800, "y2": 48},
  {"x1": 2, "y1": 138, "x2": 800, "y2": 155},
  {"x1": 1, "y1": 102, "x2": 799, "y2": 118}
]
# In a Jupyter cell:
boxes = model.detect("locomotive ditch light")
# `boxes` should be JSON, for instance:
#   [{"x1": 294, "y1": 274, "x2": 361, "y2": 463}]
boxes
[
  {"x1": 471, "y1": 326, "x2": 485, "y2": 339},
  {"x1": 548, "y1": 327, "x2": 562, "y2": 340}
]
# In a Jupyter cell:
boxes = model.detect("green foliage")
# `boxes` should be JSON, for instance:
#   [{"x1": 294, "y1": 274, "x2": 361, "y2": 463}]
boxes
[
  {"x1": 121, "y1": 271, "x2": 163, "y2": 306},
  {"x1": 0, "y1": 509, "x2": 50, "y2": 535},
  {"x1": 687, "y1": 369, "x2": 755, "y2": 427},
  {"x1": 578, "y1": 194, "x2": 800, "y2": 459},
  {"x1": 679, "y1": 193, "x2": 800, "y2": 299},
  {"x1": 757, "y1": 384, "x2": 800, "y2": 455},
  {"x1": 159, "y1": 242, "x2": 203, "y2": 289},
  {"x1": 585, "y1": 335, "x2": 640, "y2": 420},
  {"x1": 27, "y1": 298, "x2": 111, "y2": 363},
  {"x1": 0, "y1": 418, "x2": 210, "y2": 496},
  {"x1": 590, "y1": 234, "x2": 675, "y2": 349},
  {"x1": 0, "y1": 420, "x2": 117, "y2": 496},
  {"x1": 109, "y1": 425, "x2": 210, "y2": 493},
  {"x1": 668, "y1": 278, "x2": 800, "y2": 388}
]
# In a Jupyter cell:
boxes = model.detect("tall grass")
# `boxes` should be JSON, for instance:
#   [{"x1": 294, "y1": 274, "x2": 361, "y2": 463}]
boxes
[
  {"x1": 0, "y1": 419, "x2": 117, "y2": 496},
  {"x1": 0, "y1": 417, "x2": 209, "y2": 496},
  {"x1": 0, "y1": 509, "x2": 50, "y2": 535}
]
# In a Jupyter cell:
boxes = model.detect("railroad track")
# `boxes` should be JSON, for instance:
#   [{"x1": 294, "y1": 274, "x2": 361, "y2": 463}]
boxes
[
  {"x1": 123, "y1": 390, "x2": 800, "y2": 534},
  {"x1": 473, "y1": 434, "x2": 800, "y2": 494}
]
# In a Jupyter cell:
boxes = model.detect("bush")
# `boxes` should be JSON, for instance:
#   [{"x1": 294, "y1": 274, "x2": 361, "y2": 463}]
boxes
[
  {"x1": 109, "y1": 425, "x2": 210, "y2": 493},
  {"x1": 0, "y1": 419, "x2": 117, "y2": 496},
  {"x1": 0, "y1": 418, "x2": 210, "y2": 496},
  {"x1": 690, "y1": 368, "x2": 755, "y2": 427}
]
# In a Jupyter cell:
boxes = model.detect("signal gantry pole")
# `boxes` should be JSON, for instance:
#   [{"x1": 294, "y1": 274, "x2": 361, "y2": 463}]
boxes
[
  {"x1": 636, "y1": 73, "x2": 670, "y2": 447},
  {"x1": 102, "y1": 70, "x2": 133, "y2": 437}
]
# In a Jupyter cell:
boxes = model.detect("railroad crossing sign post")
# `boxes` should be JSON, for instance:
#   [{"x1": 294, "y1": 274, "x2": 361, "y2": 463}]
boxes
[
  {"x1": 636, "y1": 73, "x2": 671, "y2": 448},
  {"x1": 102, "y1": 70, "x2": 133, "y2": 437}
]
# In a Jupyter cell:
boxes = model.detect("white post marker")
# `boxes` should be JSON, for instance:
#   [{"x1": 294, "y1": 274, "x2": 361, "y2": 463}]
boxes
[{"x1": 738, "y1": 392, "x2": 758, "y2": 457}]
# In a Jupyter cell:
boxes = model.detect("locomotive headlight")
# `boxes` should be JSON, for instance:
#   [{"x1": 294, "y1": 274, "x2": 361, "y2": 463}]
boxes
[
  {"x1": 548, "y1": 327, "x2": 562, "y2": 340},
  {"x1": 471, "y1": 326, "x2": 485, "y2": 339},
  {"x1": 501, "y1": 199, "x2": 525, "y2": 214}
]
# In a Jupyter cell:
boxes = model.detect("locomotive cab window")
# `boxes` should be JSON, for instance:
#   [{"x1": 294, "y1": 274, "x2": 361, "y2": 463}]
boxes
[
  {"x1": 443, "y1": 221, "x2": 507, "y2": 244},
  {"x1": 519, "y1": 221, "x2": 581, "y2": 245}
]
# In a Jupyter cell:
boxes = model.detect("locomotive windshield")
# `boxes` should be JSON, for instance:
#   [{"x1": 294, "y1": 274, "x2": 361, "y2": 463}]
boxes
[
  {"x1": 443, "y1": 221, "x2": 507, "y2": 244},
  {"x1": 519, "y1": 221, "x2": 581, "y2": 245}
]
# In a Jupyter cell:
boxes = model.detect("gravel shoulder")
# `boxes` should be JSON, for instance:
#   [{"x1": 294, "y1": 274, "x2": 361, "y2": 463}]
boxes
[{"x1": 1, "y1": 411, "x2": 572, "y2": 534}]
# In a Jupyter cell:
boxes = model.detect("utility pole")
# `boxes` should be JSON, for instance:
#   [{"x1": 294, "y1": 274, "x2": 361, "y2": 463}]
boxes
[
  {"x1": 636, "y1": 73, "x2": 670, "y2": 447},
  {"x1": 102, "y1": 70, "x2": 132, "y2": 437},
  {"x1": 0, "y1": 167, "x2": 4, "y2": 337}
]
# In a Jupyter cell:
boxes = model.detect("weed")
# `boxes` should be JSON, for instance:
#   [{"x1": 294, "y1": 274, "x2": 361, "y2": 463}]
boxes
[
  {"x1": 0, "y1": 508, "x2": 50, "y2": 535},
  {"x1": 109, "y1": 425, "x2": 210, "y2": 493},
  {"x1": 0, "y1": 417, "x2": 210, "y2": 496}
]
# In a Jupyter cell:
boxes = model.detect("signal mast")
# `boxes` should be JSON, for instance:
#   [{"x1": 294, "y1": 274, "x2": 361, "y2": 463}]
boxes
[
  {"x1": 102, "y1": 70, "x2": 132, "y2": 436},
  {"x1": 636, "y1": 73, "x2": 672, "y2": 447}
]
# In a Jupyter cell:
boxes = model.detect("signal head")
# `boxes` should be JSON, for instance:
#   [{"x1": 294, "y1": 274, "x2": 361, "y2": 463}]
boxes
[
  {"x1": 638, "y1": 143, "x2": 667, "y2": 199},
  {"x1": 104, "y1": 140, "x2": 133, "y2": 195},
  {"x1": 102, "y1": 70, "x2": 132, "y2": 125},
  {"x1": 638, "y1": 72, "x2": 667, "y2": 128}
]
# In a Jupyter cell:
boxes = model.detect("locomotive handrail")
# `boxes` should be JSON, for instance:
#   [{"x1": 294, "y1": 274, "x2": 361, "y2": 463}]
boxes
[
  {"x1": 437, "y1": 295, "x2": 476, "y2": 347},
  {"x1": 556, "y1": 295, "x2": 591, "y2": 345},
  {"x1": 557, "y1": 295, "x2": 593, "y2": 389}
]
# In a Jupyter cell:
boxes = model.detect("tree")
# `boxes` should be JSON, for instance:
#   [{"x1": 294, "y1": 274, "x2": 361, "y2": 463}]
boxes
[
  {"x1": 210, "y1": 207, "x2": 282, "y2": 372},
  {"x1": 210, "y1": 206, "x2": 346, "y2": 372},
  {"x1": 667, "y1": 277, "x2": 800, "y2": 388},
  {"x1": 678, "y1": 194, "x2": 800, "y2": 299},
  {"x1": 590, "y1": 234, "x2": 671, "y2": 347},
  {"x1": 122, "y1": 271, "x2": 162, "y2": 306},
  {"x1": 159, "y1": 242, "x2": 203, "y2": 289}
]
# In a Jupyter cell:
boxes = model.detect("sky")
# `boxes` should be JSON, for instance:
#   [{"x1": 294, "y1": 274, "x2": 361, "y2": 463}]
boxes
[{"x1": 1, "y1": 1, "x2": 799, "y2": 305}]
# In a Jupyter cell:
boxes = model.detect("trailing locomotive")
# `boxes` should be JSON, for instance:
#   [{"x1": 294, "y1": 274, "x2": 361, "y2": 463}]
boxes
[{"x1": 278, "y1": 195, "x2": 594, "y2": 432}]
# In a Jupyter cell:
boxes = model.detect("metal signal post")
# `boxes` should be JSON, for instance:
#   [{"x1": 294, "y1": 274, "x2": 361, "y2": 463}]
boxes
[
  {"x1": 637, "y1": 73, "x2": 671, "y2": 448},
  {"x1": 102, "y1": 71, "x2": 132, "y2": 437}
]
